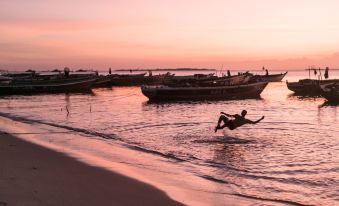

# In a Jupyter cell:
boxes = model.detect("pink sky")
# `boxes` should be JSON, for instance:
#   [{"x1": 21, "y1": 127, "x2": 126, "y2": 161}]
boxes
[{"x1": 1, "y1": 0, "x2": 339, "y2": 70}]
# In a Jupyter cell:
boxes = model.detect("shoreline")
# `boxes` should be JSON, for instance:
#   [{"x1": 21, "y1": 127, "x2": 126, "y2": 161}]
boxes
[
  {"x1": 0, "y1": 114, "x2": 273, "y2": 206},
  {"x1": 0, "y1": 131, "x2": 183, "y2": 206}
]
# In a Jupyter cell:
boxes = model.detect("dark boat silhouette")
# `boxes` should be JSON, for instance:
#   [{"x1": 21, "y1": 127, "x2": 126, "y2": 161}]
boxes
[
  {"x1": 251, "y1": 72, "x2": 287, "y2": 82},
  {"x1": 287, "y1": 79, "x2": 339, "y2": 96},
  {"x1": 286, "y1": 67, "x2": 339, "y2": 96},
  {"x1": 0, "y1": 77, "x2": 97, "y2": 95},
  {"x1": 320, "y1": 83, "x2": 339, "y2": 103},
  {"x1": 141, "y1": 81, "x2": 268, "y2": 101}
]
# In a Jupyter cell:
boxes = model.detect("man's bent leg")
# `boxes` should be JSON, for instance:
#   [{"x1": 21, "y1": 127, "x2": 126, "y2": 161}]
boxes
[{"x1": 215, "y1": 115, "x2": 229, "y2": 132}]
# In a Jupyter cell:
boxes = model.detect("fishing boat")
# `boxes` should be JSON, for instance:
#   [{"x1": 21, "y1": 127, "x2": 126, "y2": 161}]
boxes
[
  {"x1": 287, "y1": 79, "x2": 339, "y2": 95},
  {"x1": 141, "y1": 81, "x2": 268, "y2": 101},
  {"x1": 198, "y1": 73, "x2": 252, "y2": 86},
  {"x1": 110, "y1": 72, "x2": 148, "y2": 86},
  {"x1": 170, "y1": 73, "x2": 215, "y2": 81},
  {"x1": 2, "y1": 71, "x2": 36, "y2": 79},
  {"x1": 251, "y1": 72, "x2": 288, "y2": 82},
  {"x1": 163, "y1": 73, "x2": 251, "y2": 87},
  {"x1": 320, "y1": 83, "x2": 339, "y2": 103},
  {"x1": 286, "y1": 67, "x2": 339, "y2": 96},
  {"x1": 0, "y1": 76, "x2": 12, "y2": 84},
  {"x1": 92, "y1": 75, "x2": 112, "y2": 88},
  {"x1": 0, "y1": 77, "x2": 97, "y2": 95}
]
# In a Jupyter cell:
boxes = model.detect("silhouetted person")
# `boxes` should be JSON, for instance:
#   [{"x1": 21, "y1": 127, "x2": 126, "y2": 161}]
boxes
[
  {"x1": 324, "y1": 67, "x2": 329, "y2": 79},
  {"x1": 227, "y1": 70, "x2": 231, "y2": 77},
  {"x1": 109, "y1": 67, "x2": 112, "y2": 75},
  {"x1": 215, "y1": 110, "x2": 264, "y2": 132},
  {"x1": 64, "y1": 67, "x2": 70, "y2": 78},
  {"x1": 265, "y1": 69, "x2": 269, "y2": 76}
]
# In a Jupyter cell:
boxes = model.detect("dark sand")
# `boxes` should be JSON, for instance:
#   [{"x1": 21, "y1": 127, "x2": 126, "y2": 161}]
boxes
[{"x1": 0, "y1": 132, "x2": 183, "y2": 206}]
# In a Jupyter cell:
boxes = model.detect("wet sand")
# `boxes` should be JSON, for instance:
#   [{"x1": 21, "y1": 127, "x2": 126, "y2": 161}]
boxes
[{"x1": 0, "y1": 132, "x2": 183, "y2": 206}]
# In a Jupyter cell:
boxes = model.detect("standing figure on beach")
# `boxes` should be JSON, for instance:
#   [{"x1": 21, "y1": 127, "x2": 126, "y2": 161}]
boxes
[
  {"x1": 215, "y1": 110, "x2": 264, "y2": 132},
  {"x1": 64, "y1": 67, "x2": 70, "y2": 77}
]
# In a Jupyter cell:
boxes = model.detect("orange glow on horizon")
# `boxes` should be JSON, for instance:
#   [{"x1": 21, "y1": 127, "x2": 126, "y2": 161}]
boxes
[{"x1": 2, "y1": 0, "x2": 339, "y2": 70}]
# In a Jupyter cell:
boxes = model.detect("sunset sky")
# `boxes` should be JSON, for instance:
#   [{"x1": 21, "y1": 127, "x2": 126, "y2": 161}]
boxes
[{"x1": 2, "y1": 0, "x2": 339, "y2": 70}]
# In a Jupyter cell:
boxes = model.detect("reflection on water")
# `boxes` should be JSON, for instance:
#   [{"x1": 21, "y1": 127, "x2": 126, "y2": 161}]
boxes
[
  {"x1": 286, "y1": 93, "x2": 323, "y2": 101},
  {"x1": 0, "y1": 71, "x2": 339, "y2": 205}
]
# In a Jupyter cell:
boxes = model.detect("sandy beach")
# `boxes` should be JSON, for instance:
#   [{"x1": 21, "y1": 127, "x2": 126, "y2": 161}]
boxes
[{"x1": 0, "y1": 132, "x2": 183, "y2": 206}]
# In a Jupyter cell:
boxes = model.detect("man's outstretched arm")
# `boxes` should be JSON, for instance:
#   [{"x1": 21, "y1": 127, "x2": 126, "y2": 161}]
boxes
[{"x1": 246, "y1": 116, "x2": 265, "y2": 124}]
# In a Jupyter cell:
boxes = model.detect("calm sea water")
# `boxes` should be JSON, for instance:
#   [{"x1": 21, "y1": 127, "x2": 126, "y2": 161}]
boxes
[{"x1": 1, "y1": 70, "x2": 339, "y2": 205}]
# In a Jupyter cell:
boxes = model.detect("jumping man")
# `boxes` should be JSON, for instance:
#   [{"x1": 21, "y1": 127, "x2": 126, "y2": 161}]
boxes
[{"x1": 215, "y1": 110, "x2": 264, "y2": 132}]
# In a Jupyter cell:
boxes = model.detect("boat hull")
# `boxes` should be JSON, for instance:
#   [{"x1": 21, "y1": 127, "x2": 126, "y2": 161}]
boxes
[
  {"x1": 110, "y1": 74, "x2": 156, "y2": 86},
  {"x1": 92, "y1": 76, "x2": 112, "y2": 88},
  {"x1": 0, "y1": 78, "x2": 96, "y2": 95},
  {"x1": 320, "y1": 83, "x2": 339, "y2": 103},
  {"x1": 322, "y1": 92, "x2": 339, "y2": 103},
  {"x1": 287, "y1": 79, "x2": 339, "y2": 95},
  {"x1": 141, "y1": 82, "x2": 268, "y2": 101}
]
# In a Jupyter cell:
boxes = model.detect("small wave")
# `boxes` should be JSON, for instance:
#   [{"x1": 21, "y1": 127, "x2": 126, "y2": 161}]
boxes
[
  {"x1": 193, "y1": 136, "x2": 255, "y2": 144},
  {"x1": 203, "y1": 160, "x2": 250, "y2": 173},
  {"x1": 235, "y1": 172, "x2": 327, "y2": 188},
  {"x1": 232, "y1": 193, "x2": 314, "y2": 206},
  {"x1": 0, "y1": 112, "x2": 118, "y2": 141},
  {"x1": 125, "y1": 121, "x2": 209, "y2": 131},
  {"x1": 198, "y1": 175, "x2": 313, "y2": 206},
  {"x1": 199, "y1": 175, "x2": 230, "y2": 184},
  {"x1": 200, "y1": 159, "x2": 328, "y2": 188},
  {"x1": 126, "y1": 145, "x2": 185, "y2": 162}
]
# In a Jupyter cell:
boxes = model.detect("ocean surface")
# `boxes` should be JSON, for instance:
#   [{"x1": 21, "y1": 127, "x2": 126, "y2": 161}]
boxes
[{"x1": 1, "y1": 70, "x2": 339, "y2": 206}]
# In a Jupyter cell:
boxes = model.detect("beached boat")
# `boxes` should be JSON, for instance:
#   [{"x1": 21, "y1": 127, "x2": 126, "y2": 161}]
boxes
[
  {"x1": 141, "y1": 81, "x2": 268, "y2": 101},
  {"x1": 109, "y1": 72, "x2": 175, "y2": 86},
  {"x1": 198, "y1": 73, "x2": 251, "y2": 86},
  {"x1": 287, "y1": 79, "x2": 339, "y2": 96},
  {"x1": 92, "y1": 75, "x2": 112, "y2": 88},
  {"x1": 251, "y1": 72, "x2": 288, "y2": 82},
  {"x1": 2, "y1": 71, "x2": 35, "y2": 79},
  {"x1": 162, "y1": 73, "x2": 214, "y2": 86},
  {"x1": 110, "y1": 73, "x2": 148, "y2": 86},
  {"x1": 286, "y1": 67, "x2": 339, "y2": 96},
  {"x1": 163, "y1": 73, "x2": 251, "y2": 87},
  {"x1": 320, "y1": 83, "x2": 339, "y2": 103},
  {"x1": 0, "y1": 76, "x2": 12, "y2": 84},
  {"x1": 170, "y1": 73, "x2": 215, "y2": 81},
  {"x1": 0, "y1": 77, "x2": 97, "y2": 95}
]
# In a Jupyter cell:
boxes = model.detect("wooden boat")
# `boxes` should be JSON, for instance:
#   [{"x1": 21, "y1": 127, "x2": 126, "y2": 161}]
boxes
[
  {"x1": 92, "y1": 75, "x2": 112, "y2": 88},
  {"x1": 2, "y1": 71, "x2": 35, "y2": 79},
  {"x1": 0, "y1": 76, "x2": 12, "y2": 84},
  {"x1": 163, "y1": 73, "x2": 251, "y2": 87},
  {"x1": 287, "y1": 79, "x2": 339, "y2": 96},
  {"x1": 251, "y1": 72, "x2": 287, "y2": 82},
  {"x1": 198, "y1": 73, "x2": 251, "y2": 86},
  {"x1": 0, "y1": 77, "x2": 97, "y2": 95},
  {"x1": 141, "y1": 82, "x2": 268, "y2": 101},
  {"x1": 110, "y1": 72, "x2": 148, "y2": 86},
  {"x1": 170, "y1": 73, "x2": 216, "y2": 81},
  {"x1": 320, "y1": 83, "x2": 339, "y2": 103}
]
